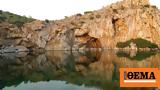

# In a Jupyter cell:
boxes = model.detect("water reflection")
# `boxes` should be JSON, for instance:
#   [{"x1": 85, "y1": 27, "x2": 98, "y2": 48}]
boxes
[
  {"x1": 116, "y1": 50, "x2": 157, "y2": 60},
  {"x1": 0, "y1": 50, "x2": 159, "y2": 90},
  {"x1": 3, "y1": 81, "x2": 99, "y2": 90}
]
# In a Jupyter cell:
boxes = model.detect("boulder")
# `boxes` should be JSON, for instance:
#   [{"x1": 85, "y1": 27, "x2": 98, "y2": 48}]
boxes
[{"x1": 130, "y1": 42, "x2": 137, "y2": 50}]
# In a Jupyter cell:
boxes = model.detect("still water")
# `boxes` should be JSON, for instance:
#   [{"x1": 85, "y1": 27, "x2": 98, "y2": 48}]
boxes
[{"x1": 0, "y1": 50, "x2": 159, "y2": 90}]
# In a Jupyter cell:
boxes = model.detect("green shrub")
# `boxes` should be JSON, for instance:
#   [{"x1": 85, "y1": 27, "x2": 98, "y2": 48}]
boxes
[
  {"x1": 0, "y1": 10, "x2": 2, "y2": 14},
  {"x1": 13, "y1": 21, "x2": 24, "y2": 28},
  {"x1": 151, "y1": 5, "x2": 157, "y2": 8},
  {"x1": 144, "y1": 4, "x2": 150, "y2": 8},
  {"x1": 65, "y1": 16, "x2": 68, "y2": 18},
  {"x1": 76, "y1": 13, "x2": 82, "y2": 16},
  {"x1": 84, "y1": 11, "x2": 92, "y2": 14},
  {"x1": 116, "y1": 42, "x2": 128, "y2": 48},
  {"x1": 45, "y1": 19, "x2": 49, "y2": 23},
  {"x1": 89, "y1": 16, "x2": 94, "y2": 20},
  {"x1": 116, "y1": 38, "x2": 158, "y2": 48},
  {"x1": 0, "y1": 10, "x2": 35, "y2": 27},
  {"x1": 0, "y1": 16, "x2": 6, "y2": 22}
]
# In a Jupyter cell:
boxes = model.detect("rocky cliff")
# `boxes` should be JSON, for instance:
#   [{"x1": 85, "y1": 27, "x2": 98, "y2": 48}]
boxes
[{"x1": 0, "y1": 0, "x2": 160, "y2": 51}]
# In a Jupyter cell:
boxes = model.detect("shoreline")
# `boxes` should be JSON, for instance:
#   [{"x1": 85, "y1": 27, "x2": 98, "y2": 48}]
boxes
[{"x1": 0, "y1": 47, "x2": 159, "y2": 54}]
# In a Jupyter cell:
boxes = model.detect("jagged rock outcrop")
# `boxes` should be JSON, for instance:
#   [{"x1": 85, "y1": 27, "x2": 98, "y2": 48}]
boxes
[{"x1": 0, "y1": 0, "x2": 160, "y2": 50}]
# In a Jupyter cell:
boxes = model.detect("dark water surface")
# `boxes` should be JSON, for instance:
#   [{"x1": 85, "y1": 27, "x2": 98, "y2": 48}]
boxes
[{"x1": 0, "y1": 50, "x2": 159, "y2": 90}]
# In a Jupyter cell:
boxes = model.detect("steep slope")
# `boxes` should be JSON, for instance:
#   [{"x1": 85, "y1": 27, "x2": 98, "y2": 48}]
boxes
[
  {"x1": 0, "y1": 11, "x2": 36, "y2": 52},
  {"x1": 0, "y1": 0, "x2": 160, "y2": 51}
]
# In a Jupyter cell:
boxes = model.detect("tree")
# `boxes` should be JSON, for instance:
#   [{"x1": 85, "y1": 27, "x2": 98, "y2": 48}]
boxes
[
  {"x1": 45, "y1": 19, "x2": 49, "y2": 23},
  {"x1": 0, "y1": 16, "x2": 6, "y2": 22},
  {"x1": 0, "y1": 10, "x2": 2, "y2": 14}
]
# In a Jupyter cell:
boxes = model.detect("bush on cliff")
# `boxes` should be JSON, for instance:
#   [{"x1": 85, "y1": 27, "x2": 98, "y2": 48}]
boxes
[
  {"x1": 84, "y1": 11, "x2": 92, "y2": 14},
  {"x1": 0, "y1": 16, "x2": 6, "y2": 22},
  {"x1": 0, "y1": 10, "x2": 34, "y2": 27},
  {"x1": 116, "y1": 38, "x2": 158, "y2": 48}
]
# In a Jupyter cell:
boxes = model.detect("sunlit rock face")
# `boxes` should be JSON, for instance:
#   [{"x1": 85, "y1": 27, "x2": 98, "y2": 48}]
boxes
[
  {"x1": 84, "y1": 0, "x2": 160, "y2": 49},
  {"x1": 0, "y1": 0, "x2": 160, "y2": 50},
  {"x1": 123, "y1": 0, "x2": 149, "y2": 7}
]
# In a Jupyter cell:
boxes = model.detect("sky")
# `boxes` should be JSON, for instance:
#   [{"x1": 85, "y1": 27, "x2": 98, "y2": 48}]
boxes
[{"x1": 0, "y1": 0, "x2": 159, "y2": 20}]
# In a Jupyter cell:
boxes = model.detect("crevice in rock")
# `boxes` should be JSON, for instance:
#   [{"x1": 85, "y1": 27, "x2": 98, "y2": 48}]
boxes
[
  {"x1": 112, "y1": 18, "x2": 118, "y2": 36},
  {"x1": 75, "y1": 33, "x2": 102, "y2": 49},
  {"x1": 87, "y1": 38, "x2": 102, "y2": 48}
]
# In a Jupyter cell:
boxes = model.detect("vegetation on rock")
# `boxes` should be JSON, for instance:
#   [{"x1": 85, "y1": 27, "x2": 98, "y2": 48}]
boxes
[
  {"x1": 0, "y1": 10, "x2": 35, "y2": 27},
  {"x1": 116, "y1": 38, "x2": 158, "y2": 49}
]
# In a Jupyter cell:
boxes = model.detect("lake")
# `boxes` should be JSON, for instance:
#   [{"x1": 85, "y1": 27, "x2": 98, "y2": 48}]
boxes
[{"x1": 0, "y1": 50, "x2": 159, "y2": 90}]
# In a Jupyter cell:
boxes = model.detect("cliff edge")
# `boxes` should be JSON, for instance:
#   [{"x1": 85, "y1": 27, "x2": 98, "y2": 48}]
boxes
[{"x1": 0, "y1": 0, "x2": 160, "y2": 51}]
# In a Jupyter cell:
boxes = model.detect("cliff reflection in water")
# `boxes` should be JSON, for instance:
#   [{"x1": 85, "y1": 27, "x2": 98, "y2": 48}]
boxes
[{"x1": 0, "y1": 50, "x2": 160, "y2": 90}]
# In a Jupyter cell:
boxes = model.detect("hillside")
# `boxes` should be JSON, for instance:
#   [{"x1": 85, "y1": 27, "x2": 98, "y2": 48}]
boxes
[
  {"x1": 0, "y1": 0, "x2": 160, "y2": 52},
  {"x1": 0, "y1": 10, "x2": 34, "y2": 27}
]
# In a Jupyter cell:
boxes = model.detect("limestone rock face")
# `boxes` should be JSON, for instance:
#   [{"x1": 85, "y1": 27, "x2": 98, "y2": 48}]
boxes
[
  {"x1": 0, "y1": 0, "x2": 160, "y2": 50},
  {"x1": 130, "y1": 42, "x2": 137, "y2": 50},
  {"x1": 123, "y1": 0, "x2": 149, "y2": 7}
]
